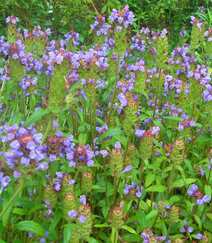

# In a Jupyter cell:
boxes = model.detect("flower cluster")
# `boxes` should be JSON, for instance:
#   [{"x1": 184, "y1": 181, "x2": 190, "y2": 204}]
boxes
[
  {"x1": 19, "y1": 75, "x2": 37, "y2": 96},
  {"x1": 90, "y1": 16, "x2": 111, "y2": 36},
  {"x1": 6, "y1": 16, "x2": 19, "y2": 25},
  {"x1": 190, "y1": 16, "x2": 203, "y2": 29},
  {"x1": 0, "y1": 124, "x2": 46, "y2": 173},
  {"x1": 187, "y1": 184, "x2": 211, "y2": 205},
  {"x1": 123, "y1": 182, "x2": 142, "y2": 198},
  {"x1": 0, "y1": 172, "x2": 10, "y2": 192},
  {"x1": 109, "y1": 5, "x2": 134, "y2": 31},
  {"x1": 64, "y1": 31, "x2": 80, "y2": 47},
  {"x1": 135, "y1": 126, "x2": 160, "y2": 138}
]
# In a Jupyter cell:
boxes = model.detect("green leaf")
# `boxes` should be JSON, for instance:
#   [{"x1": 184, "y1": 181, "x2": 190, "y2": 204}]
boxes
[
  {"x1": 171, "y1": 180, "x2": 184, "y2": 188},
  {"x1": 25, "y1": 108, "x2": 50, "y2": 126},
  {"x1": 48, "y1": 211, "x2": 62, "y2": 240},
  {"x1": 206, "y1": 213, "x2": 212, "y2": 220},
  {"x1": 145, "y1": 210, "x2": 158, "y2": 221},
  {"x1": 171, "y1": 178, "x2": 196, "y2": 188},
  {"x1": 88, "y1": 237, "x2": 99, "y2": 243},
  {"x1": 16, "y1": 220, "x2": 45, "y2": 236},
  {"x1": 63, "y1": 224, "x2": 74, "y2": 243},
  {"x1": 121, "y1": 225, "x2": 137, "y2": 235},
  {"x1": 145, "y1": 174, "x2": 155, "y2": 187},
  {"x1": 0, "y1": 180, "x2": 24, "y2": 226},
  {"x1": 145, "y1": 210, "x2": 158, "y2": 227},
  {"x1": 163, "y1": 116, "x2": 183, "y2": 122},
  {"x1": 205, "y1": 185, "x2": 212, "y2": 196},
  {"x1": 194, "y1": 215, "x2": 202, "y2": 230},
  {"x1": 146, "y1": 185, "x2": 166, "y2": 192},
  {"x1": 169, "y1": 196, "x2": 181, "y2": 204},
  {"x1": 13, "y1": 208, "x2": 26, "y2": 216}
]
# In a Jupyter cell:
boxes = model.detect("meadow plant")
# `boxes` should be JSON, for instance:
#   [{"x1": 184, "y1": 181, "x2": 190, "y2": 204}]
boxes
[{"x1": 0, "y1": 6, "x2": 211, "y2": 243}]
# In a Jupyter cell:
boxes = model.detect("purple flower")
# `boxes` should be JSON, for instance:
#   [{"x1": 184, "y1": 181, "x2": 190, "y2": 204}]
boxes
[
  {"x1": 6, "y1": 16, "x2": 19, "y2": 25},
  {"x1": 64, "y1": 31, "x2": 80, "y2": 46},
  {"x1": 203, "y1": 84, "x2": 212, "y2": 102},
  {"x1": 80, "y1": 195, "x2": 87, "y2": 205},
  {"x1": 56, "y1": 172, "x2": 63, "y2": 179},
  {"x1": 124, "y1": 182, "x2": 142, "y2": 198},
  {"x1": 135, "y1": 129, "x2": 145, "y2": 138},
  {"x1": 20, "y1": 157, "x2": 30, "y2": 166},
  {"x1": 187, "y1": 184, "x2": 198, "y2": 196},
  {"x1": 69, "y1": 161, "x2": 76, "y2": 167},
  {"x1": 68, "y1": 210, "x2": 78, "y2": 218},
  {"x1": 180, "y1": 225, "x2": 193, "y2": 233},
  {"x1": 53, "y1": 182, "x2": 61, "y2": 192},
  {"x1": 109, "y1": 5, "x2": 134, "y2": 30},
  {"x1": 13, "y1": 170, "x2": 21, "y2": 178},
  {"x1": 118, "y1": 93, "x2": 128, "y2": 107},
  {"x1": 19, "y1": 76, "x2": 37, "y2": 96},
  {"x1": 114, "y1": 141, "x2": 121, "y2": 150},
  {"x1": 26, "y1": 141, "x2": 36, "y2": 150},
  {"x1": 87, "y1": 160, "x2": 94, "y2": 167},
  {"x1": 0, "y1": 172, "x2": 10, "y2": 190},
  {"x1": 37, "y1": 162, "x2": 49, "y2": 171},
  {"x1": 122, "y1": 164, "x2": 132, "y2": 173},
  {"x1": 40, "y1": 238, "x2": 46, "y2": 243},
  {"x1": 69, "y1": 179, "x2": 76, "y2": 185},
  {"x1": 96, "y1": 124, "x2": 108, "y2": 134},
  {"x1": 124, "y1": 184, "x2": 131, "y2": 195},
  {"x1": 10, "y1": 140, "x2": 20, "y2": 149},
  {"x1": 151, "y1": 126, "x2": 160, "y2": 136},
  {"x1": 194, "y1": 233, "x2": 204, "y2": 240},
  {"x1": 196, "y1": 195, "x2": 211, "y2": 205},
  {"x1": 140, "y1": 232, "x2": 150, "y2": 243},
  {"x1": 135, "y1": 189, "x2": 142, "y2": 198},
  {"x1": 98, "y1": 150, "x2": 109, "y2": 158},
  {"x1": 78, "y1": 215, "x2": 87, "y2": 223},
  {"x1": 33, "y1": 133, "x2": 43, "y2": 143}
]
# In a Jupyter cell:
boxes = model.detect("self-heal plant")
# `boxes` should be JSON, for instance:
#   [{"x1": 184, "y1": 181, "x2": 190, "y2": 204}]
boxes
[{"x1": 0, "y1": 7, "x2": 211, "y2": 243}]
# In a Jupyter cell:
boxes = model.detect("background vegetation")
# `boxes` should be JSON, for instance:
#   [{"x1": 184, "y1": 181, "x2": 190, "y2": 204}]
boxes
[{"x1": 0, "y1": 0, "x2": 211, "y2": 47}]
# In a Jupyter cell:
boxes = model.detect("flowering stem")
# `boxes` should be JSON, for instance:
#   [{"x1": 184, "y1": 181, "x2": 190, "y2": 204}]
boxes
[
  {"x1": 90, "y1": 0, "x2": 100, "y2": 15},
  {"x1": 111, "y1": 227, "x2": 118, "y2": 243}
]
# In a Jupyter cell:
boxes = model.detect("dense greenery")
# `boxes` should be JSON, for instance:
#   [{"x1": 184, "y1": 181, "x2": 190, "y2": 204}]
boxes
[
  {"x1": 0, "y1": 4, "x2": 211, "y2": 243},
  {"x1": 0, "y1": 0, "x2": 211, "y2": 46}
]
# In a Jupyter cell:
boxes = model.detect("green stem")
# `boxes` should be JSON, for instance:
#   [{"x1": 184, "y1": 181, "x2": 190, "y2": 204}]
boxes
[
  {"x1": 42, "y1": 118, "x2": 52, "y2": 143},
  {"x1": 107, "y1": 55, "x2": 120, "y2": 123},
  {"x1": 207, "y1": 168, "x2": 211, "y2": 183},
  {"x1": 111, "y1": 227, "x2": 118, "y2": 243}
]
